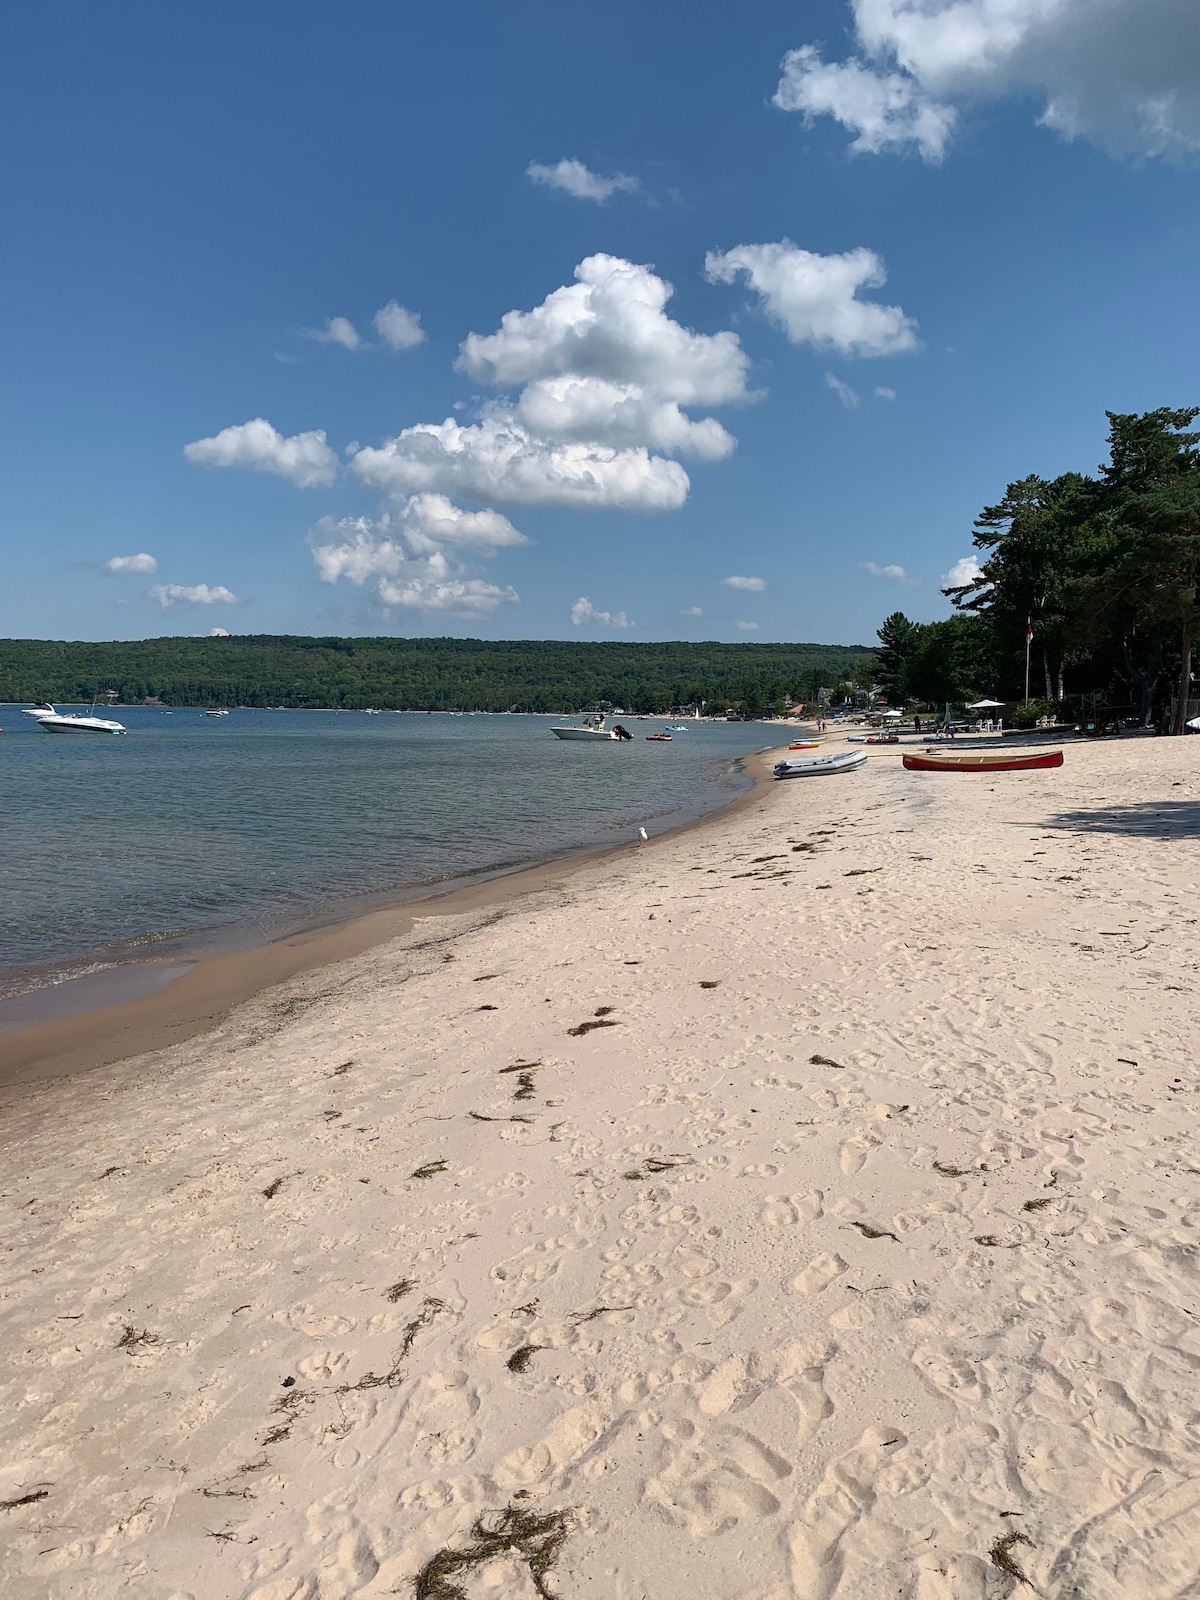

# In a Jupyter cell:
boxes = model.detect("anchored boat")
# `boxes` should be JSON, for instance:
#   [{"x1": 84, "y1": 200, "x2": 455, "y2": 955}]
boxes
[
  {"x1": 26, "y1": 702, "x2": 127, "y2": 735},
  {"x1": 903, "y1": 748, "x2": 1063, "y2": 772},
  {"x1": 550, "y1": 714, "x2": 632, "y2": 741}
]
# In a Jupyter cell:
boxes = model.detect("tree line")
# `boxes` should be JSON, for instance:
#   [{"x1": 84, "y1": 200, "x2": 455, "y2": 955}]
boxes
[
  {"x1": 0, "y1": 636, "x2": 875, "y2": 715},
  {"x1": 873, "y1": 408, "x2": 1200, "y2": 730}
]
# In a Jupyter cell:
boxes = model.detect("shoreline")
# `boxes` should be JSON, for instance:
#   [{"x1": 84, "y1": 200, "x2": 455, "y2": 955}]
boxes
[{"x1": 0, "y1": 744, "x2": 786, "y2": 1087}]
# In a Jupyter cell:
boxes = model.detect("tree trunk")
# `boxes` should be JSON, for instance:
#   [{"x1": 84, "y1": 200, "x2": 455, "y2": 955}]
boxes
[
  {"x1": 1125, "y1": 635, "x2": 1163, "y2": 727},
  {"x1": 1043, "y1": 653, "x2": 1052, "y2": 702},
  {"x1": 1173, "y1": 621, "x2": 1194, "y2": 735},
  {"x1": 1056, "y1": 661, "x2": 1065, "y2": 702}
]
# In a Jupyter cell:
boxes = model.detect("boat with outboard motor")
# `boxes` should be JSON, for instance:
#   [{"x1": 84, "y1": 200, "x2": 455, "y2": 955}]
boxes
[
  {"x1": 773, "y1": 748, "x2": 867, "y2": 779},
  {"x1": 550, "y1": 714, "x2": 632, "y2": 741}
]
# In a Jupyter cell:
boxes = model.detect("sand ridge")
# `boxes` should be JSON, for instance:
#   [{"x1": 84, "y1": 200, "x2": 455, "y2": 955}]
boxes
[{"x1": 2, "y1": 736, "x2": 1199, "y2": 1598}]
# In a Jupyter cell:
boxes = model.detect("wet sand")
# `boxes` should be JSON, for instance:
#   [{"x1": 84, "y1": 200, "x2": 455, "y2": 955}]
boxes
[{"x1": 0, "y1": 749, "x2": 779, "y2": 1087}]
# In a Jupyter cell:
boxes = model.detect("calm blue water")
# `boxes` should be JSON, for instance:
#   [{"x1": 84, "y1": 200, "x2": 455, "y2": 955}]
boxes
[{"x1": 0, "y1": 706, "x2": 775, "y2": 1000}]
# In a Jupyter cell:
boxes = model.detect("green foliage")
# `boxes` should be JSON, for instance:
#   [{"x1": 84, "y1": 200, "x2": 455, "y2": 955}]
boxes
[
  {"x1": 900, "y1": 616, "x2": 991, "y2": 706},
  {"x1": 1011, "y1": 699, "x2": 1056, "y2": 729},
  {"x1": 0, "y1": 635, "x2": 876, "y2": 714},
  {"x1": 938, "y1": 405, "x2": 1200, "y2": 727},
  {"x1": 874, "y1": 611, "x2": 918, "y2": 701}
]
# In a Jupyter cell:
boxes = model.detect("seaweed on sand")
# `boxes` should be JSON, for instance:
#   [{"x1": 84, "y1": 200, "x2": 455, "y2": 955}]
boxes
[
  {"x1": 506, "y1": 1344, "x2": 541, "y2": 1373},
  {"x1": 386, "y1": 1277, "x2": 417, "y2": 1302},
  {"x1": 411, "y1": 1160, "x2": 449, "y2": 1180},
  {"x1": 116, "y1": 1325, "x2": 160, "y2": 1351},
  {"x1": 567, "y1": 1017, "x2": 619, "y2": 1036},
  {"x1": 810, "y1": 1054, "x2": 845, "y2": 1069},
  {"x1": 1, "y1": 1489, "x2": 48, "y2": 1510},
  {"x1": 989, "y1": 1530, "x2": 1033, "y2": 1585},
  {"x1": 414, "y1": 1506, "x2": 574, "y2": 1600},
  {"x1": 340, "y1": 1297, "x2": 448, "y2": 1393}
]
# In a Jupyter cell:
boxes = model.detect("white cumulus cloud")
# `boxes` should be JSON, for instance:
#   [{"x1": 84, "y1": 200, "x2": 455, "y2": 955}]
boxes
[
  {"x1": 103, "y1": 552, "x2": 157, "y2": 574},
  {"x1": 374, "y1": 301, "x2": 425, "y2": 350},
  {"x1": 351, "y1": 415, "x2": 690, "y2": 511},
  {"x1": 308, "y1": 494, "x2": 526, "y2": 618},
  {"x1": 706, "y1": 240, "x2": 917, "y2": 358},
  {"x1": 941, "y1": 553, "x2": 985, "y2": 588},
  {"x1": 861, "y1": 560, "x2": 914, "y2": 582},
  {"x1": 184, "y1": 418, "x2": 339, "y2": 488},
  {"x1": 682, "y1": 605, "x2": 704, "y2": 616},
  {"x1": 774, "y1": 1, "x2": 1200, "y2": 163},
  {"x1": 570, "y1": 596, "x2": 633, "y2": 628},
  {"x1": 209, "y1": 627, "x2": 231, "y2": 636},
  {"x1": 353, "y1": 255, "x2": 751, "y2": 514},
  {"x1": 302, "y1": 316, "x2": 362, "y2": 350},
  {"x1": 459, "y1": 254, "x2": 751, "y2": 406},
  {"x1": 526, "y1": 158, "x2": 639, "y2": 202},
  {"x1": 736, "y1": 620, "x2": 760, "y2": 631},
  {"x1": 775, "y1": 44, "x2": 957, "y2": 161},
  {"x1": 149, "y1": 583, "x2": 239, "y2": 608},
  {"x1": 826, "y1": 372, "x2": 861, "y2": 408},
  {"x1": 721, "y1": 574, "x2": 767, "y2": 592}
]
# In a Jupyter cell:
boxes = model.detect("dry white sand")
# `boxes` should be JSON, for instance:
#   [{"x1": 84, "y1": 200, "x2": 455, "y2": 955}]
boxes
[{"x1": 3, "y1": 736, "x2": 1199, "y2": 1600}]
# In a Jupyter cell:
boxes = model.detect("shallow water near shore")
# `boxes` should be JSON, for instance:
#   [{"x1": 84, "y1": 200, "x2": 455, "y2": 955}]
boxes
[{"x1": 0, "y1": 707, "x2": 773, "y2": 1008}]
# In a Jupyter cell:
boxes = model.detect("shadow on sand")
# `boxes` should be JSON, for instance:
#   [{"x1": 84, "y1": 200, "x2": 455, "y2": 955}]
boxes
[{"x1": 1045, "y1": 800, "x2": 1200, "y2": 839}]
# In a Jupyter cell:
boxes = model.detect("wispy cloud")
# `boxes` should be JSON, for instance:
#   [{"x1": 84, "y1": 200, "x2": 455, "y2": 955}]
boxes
[
  {"x1": 721, "y1": 574, "x2": 766, "y2": 592},
  {"x1": 526, "y1": 158, "x2": 639, "y2": 203},
  {"x1": 736, "y1": 620, "x2": 760, "y2": 631},
  {"x1": 149, "y1": 583, "x2": 239, "y2": 608},
  {"x1": 860, "y1": 560, "x2": 915, "y2": 583},
  {"x1": 681, "y1": 605, "x2": 703, "y2": 616},
  {"x1": 301, "y1": 315, "x2": 362, "y2": 350},
  {"x1": 825, "y1": 372, "x2": 861, "y2": 409},
  {"x1": 875, "y1": 386, "x2": 896, "y2": 400}
]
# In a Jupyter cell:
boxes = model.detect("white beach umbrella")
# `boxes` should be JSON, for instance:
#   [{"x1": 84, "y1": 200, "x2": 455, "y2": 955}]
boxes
[{"x1": 966, "y1": 699, "x2": 1005, "y2": 710}]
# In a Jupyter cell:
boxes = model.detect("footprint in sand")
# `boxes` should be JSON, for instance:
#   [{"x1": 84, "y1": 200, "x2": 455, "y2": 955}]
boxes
[
  {"x1": 762, "y1": 1191, "x2": 823, "y2": 1227},
  {"x1": 791, "y1": 1252, "x2": 848, "y2": 1295}
]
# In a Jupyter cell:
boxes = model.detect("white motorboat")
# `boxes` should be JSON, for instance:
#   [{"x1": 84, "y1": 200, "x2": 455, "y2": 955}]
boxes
[
  {"x1": 205, "y1": 708, "x2": 229, "y2": 717},
  {"x1": 773, "y1": 748, "x2": 866, "y2": 779},
  {"x1": 550, "y1": 714, "x2": 631, "y2": 741},
  {"x1": 30, "y1": 703, "x2": 127, "y2": 735},
  {"x1": 22, "y1": 702, "x2": 56, "y2": 719}
]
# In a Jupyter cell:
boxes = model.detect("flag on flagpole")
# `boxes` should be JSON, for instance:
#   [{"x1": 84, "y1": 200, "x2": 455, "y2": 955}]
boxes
[{"x1": 1026, "y1": 619, "x2": 1034, "y2": 643}]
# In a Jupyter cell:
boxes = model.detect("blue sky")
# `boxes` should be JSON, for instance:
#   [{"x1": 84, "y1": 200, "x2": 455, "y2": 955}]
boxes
[{"x1": 3, "y1": 0, "x2": 1199, "y2": 645}]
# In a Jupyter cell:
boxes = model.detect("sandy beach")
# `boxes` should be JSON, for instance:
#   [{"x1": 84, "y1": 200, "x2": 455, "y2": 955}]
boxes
[{"x1": 3, "y1": 733, "x2": 1199, "y2": 1599}]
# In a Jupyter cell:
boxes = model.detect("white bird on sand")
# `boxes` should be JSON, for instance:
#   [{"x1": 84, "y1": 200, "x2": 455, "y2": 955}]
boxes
[{"x1": 639, "y1": 827, "x2": 648, "y2": 841}]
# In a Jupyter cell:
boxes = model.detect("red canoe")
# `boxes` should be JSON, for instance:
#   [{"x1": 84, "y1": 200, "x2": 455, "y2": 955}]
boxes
[{"x1": 903, "y1": 748, "x2": 1063, "y2": 772}]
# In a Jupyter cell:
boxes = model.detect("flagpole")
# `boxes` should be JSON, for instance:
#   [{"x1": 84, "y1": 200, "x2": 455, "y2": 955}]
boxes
[{"x1": 1024, "y1": 617, "x2": 1032, "y2": 705}]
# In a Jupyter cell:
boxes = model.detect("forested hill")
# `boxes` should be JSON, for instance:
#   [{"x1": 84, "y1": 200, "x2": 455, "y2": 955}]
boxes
[{"x1": 0, "y1": 636, "x2": 874, "y2": 714}]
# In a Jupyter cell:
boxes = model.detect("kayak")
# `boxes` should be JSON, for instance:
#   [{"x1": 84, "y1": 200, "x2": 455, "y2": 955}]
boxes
[
  {"x1": 645, "y1": 733, "x2": 672, "y2": 741},
  {"x1": 774, "y1": 748, "x2": 867, "y2": 779},
  {"x1": 865, "y1": 734, "x2": 899, "y2": 744},
  {"x1": 903, "y1": 749, "x2": 1063, "y2": 772},
  {"x1": 788, "y1": 740, "x2": 821, "y2": 750}
]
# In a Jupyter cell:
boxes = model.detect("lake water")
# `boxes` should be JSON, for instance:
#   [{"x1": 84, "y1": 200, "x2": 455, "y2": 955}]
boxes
[{"x1": 0, "y1": 706, "x2": 776, "y2": 1008}]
